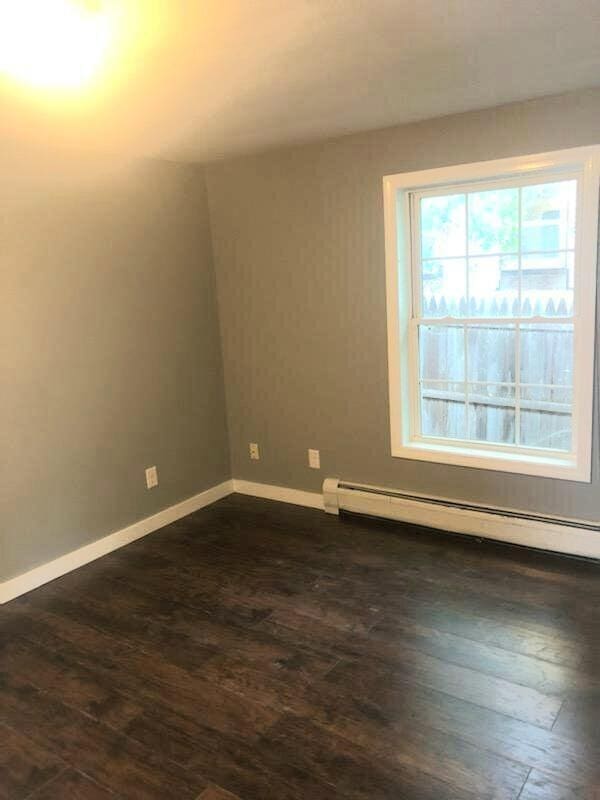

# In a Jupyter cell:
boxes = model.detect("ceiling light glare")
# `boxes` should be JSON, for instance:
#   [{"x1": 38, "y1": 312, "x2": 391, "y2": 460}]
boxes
[{"x1": 0, "y1": 0, "x2": 116, "y2": 91}]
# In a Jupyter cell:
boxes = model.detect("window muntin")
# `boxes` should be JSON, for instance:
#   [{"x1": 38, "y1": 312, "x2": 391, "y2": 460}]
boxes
[
  {"x1": 416, "y1": 177, "x2": 576, "y2": 320},
  {"x1": 383, "y1": 147, "x2": 599, "y2": 481},
  {"x1": 412, "y1": 176, "x2": 576, "y2": 454}
]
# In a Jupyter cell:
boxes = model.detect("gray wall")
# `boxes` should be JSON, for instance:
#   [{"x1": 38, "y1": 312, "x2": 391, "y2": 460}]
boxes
[
  {"x1": 207, "y1": 87, "x2": 600, "y2": 522},
  {"x1": 1, "y1": 160, "x2": 230, "y2": 581}
]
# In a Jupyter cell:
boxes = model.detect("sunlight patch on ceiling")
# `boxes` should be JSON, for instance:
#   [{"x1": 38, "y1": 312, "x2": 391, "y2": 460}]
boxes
[{"x1": 0, "y1": 0, "x2": 122, "y2": 92}]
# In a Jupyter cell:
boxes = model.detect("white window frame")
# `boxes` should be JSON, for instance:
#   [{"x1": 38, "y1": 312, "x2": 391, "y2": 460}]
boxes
[{"x1": 383, "y1": 146, "x2": 600, "y2": 482}]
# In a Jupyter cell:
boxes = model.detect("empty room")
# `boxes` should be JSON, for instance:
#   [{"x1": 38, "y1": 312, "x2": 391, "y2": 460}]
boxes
[{"x1": 2, "y1": 2, "x2": 600, "y2": 798}]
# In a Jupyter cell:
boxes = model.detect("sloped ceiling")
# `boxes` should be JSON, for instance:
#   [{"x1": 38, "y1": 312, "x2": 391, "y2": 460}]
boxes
[{"x1": 2, "y1": 0, "x2": 600, "y2": 164}]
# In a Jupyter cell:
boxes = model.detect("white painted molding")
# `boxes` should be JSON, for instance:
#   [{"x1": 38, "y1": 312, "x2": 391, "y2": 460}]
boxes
[
  {"x1": 383, "y1": 144, "x2": 600, "y2": 482},
  {"x1": 322, "y1": 477, "x2": 340, "y2": 515},
  {"x1": 232, "y1": 479, "x2": 324, "y2": 510},
  {"x1": 5, "y1": 471, "x2": 594, "y2": 605},
  {"x1": 332, "y1": 480, "x2": 600, "y2": 560},
  {"x1": 0, "y1": 479, "x2": 234, "y2": 605}
]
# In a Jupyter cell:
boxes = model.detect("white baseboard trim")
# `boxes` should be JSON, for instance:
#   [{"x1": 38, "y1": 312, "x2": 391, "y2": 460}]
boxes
[
  {"x1": 0, "y1": 479, "x2": 234, "y2": 605},
  {"x1": 329, "y1": 479, "x2": 600, "y2": 560},
  {"x1": 5, "y1": 471, "x2": 593, "y2": 606},
  {"x1": 232, "y1": 479, "x2": 324, "y2": 510}
]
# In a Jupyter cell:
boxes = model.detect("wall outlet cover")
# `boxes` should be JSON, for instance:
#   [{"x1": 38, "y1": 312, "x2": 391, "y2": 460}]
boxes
[
  {"x1": 145, "y1": 466, "x2": 159, "y2": 489},
  {"x1": 249, "y1": 442, "x2": 260, "y2": 460},
  {"x1": 308, "y1": 449, "x2": 321, "y2": 469}
]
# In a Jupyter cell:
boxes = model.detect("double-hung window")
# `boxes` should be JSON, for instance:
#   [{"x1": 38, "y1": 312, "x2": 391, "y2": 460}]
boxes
[{"x1": 384, "y1": 147, "x2": 600, "y2": 481}]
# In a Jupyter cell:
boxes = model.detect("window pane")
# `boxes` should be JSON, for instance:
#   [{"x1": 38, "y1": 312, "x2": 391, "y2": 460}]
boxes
[
  {"x1": 520, "y1": 252, "x2": 574, "y2": 316},
  {"x1": 519, "y1": 324, "x2": 573, "y2": 452},
  {"x1": 420, "y1": 194, "x2": 466, "y2": 259},
  {"x1": 422, "y1": 258, "x2": 466, "y2": 317},
  {"x1": 421, "y1": 380, "x2": 466, "y2": 393},
  {"x1": 468, "y1": 256, "x2": 519, "y2": 316},
  {"x1": 520, "y1": 323, "x2": 573, "y2": 388},
  {"x1": 468, "y1": 403, "x2": 516, "y2": 445},
  {"x1": 467, "y1": 325, "x2": 516, "y2": 384},
  {"x1": 468, "y1": 382, "x2": 516, "y2": 445},
  {"x1": 520, "y1": 410, "x2": 572, "y2": 451},
  {"x1": 469, "y1": 382, "x2": 515, "y2": 400},
  {"x1": 410, "y1": 172, "x2": 583, "y2": 460},
  {"x1": 421, "y1": 381, "x2": 466, "y2": 400},
  {"x1": 521, "y1": 180, "x2": 576, "y2": 253},
  {"x1": 521, "y1": 385, "x2": 572, "y2": 404},
  {"x1": 419, "y1": 325, "x2": 464, "y2": 382},
  {"x1": 421, "y1": 390, "x2": 466, "y2": 440},
  {"x1": 468, "y1": 187, "x2": 518, "y2": 255}
]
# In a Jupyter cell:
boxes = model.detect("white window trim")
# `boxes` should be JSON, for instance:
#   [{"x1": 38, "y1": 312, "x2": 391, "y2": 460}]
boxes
[{"x1": 383, "y1": 146, "x2": 600, "y2": 482}]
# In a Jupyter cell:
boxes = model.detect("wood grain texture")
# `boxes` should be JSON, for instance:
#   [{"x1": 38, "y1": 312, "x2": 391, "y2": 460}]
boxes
[
  {"x1": 198, "y1": 787, "x2": 242, "y2": 800},
  {"x1": 25, "y1": 770, "x2": 118, "y2": 800},
  {"x1": 1, "y1": 493, "x2": 599, "y2": 799},
  {"x1": 0, "y1": 724, "x2": 64, "y2": 800},
  {"x1": 518, "y1": 770, "x2": 600, "y2": 800}
]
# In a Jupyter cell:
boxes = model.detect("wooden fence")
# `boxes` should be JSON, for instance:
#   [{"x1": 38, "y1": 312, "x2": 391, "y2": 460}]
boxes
[
  {"x1": 422, "y1": 295, "x2": 573, "y2": 318},
  {"x1": 419, "y1": 295, "x2": 573, "y2": 450}
]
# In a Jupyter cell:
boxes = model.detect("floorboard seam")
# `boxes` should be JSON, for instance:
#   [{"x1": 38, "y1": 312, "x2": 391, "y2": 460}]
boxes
[
  {"x1": 365, "y1": 617, "x2": 568, "y2": 694},
  {"x1": 550, "y1": 697, "x2": 566, "y2": 730},
  {"x1": 5, "y1": 494, "x2": 598, "y2": 800},
  {"x1": 21, "y1": 766, "x2": 71, "y2": 800},
  {"x1": 516, "y1": 766, "x2": 533, "y2": 799},
  {"x1": 369, "y1": 605, "x2": 585, "y2": 669}
]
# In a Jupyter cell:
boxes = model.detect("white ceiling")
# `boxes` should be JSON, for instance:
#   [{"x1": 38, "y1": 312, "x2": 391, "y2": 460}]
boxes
[{"x1": 3, "y1": 0, "x2": 600, "y2": 164}]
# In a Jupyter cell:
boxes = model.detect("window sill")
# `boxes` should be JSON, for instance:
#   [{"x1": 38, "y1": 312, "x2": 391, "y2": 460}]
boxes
[{"x1": 392, "y1": 440, "x2": 590, "y2": 482}]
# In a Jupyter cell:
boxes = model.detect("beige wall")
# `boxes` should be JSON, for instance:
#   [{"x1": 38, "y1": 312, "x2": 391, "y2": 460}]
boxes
[
  {"x1": 1, "y1": 160, "x2": 230, "y2": 581},
  {"x1": 207, "y1": 87, "x2": 600, "y2": 521}
]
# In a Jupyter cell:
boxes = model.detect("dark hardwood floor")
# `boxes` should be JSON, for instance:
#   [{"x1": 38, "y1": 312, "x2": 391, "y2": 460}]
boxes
[{"x1": 1, "y1": 494, "x2": 599, "y2": 799}]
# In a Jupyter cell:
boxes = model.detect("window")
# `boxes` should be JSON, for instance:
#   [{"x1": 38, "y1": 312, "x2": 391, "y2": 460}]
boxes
[{"x1": 383, "y1": 147, "x2": 600, "y2": 481}]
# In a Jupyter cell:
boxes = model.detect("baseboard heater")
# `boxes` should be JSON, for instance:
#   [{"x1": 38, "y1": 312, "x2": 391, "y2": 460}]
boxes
[{"x1": 322, "y1": 478, "x2": 600, "y2": 560}]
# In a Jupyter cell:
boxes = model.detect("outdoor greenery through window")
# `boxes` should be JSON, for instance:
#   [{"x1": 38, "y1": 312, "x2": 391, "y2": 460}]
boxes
[
  {"x1": 384, "y1": 147, "x2": 599, "y2": 481},
  {"x1": 416, "y1": 178, "x2": 575, "y2": 451}
]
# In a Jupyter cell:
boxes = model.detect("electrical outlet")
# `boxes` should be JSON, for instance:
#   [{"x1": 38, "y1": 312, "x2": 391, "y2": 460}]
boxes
[
  {"x1": 308, "y1": 449, "x2": 320, "y2": 469},
  {"x1": 145, "y1": 465, "x2": 159, "y2": 489},
  {"x1": 249, "y1": 442, "x2": 260, "y2": 460}
]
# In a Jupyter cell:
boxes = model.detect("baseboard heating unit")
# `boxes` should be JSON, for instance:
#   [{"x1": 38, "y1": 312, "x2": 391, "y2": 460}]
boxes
[{"x1": 322, "y1": 478, "x2": 600, "y2": 560}]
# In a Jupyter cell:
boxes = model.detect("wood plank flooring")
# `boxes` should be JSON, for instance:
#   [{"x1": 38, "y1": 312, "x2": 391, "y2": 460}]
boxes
[{"x1": 1, "y1": 494, "x2": 599, "y2": 799}]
